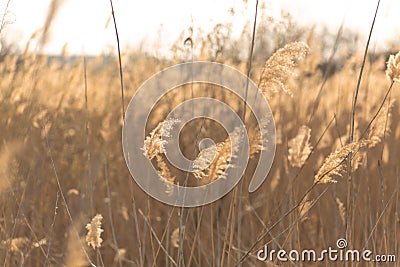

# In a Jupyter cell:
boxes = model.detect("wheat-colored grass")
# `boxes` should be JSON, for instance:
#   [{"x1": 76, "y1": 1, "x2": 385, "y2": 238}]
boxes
[{"x1": 1, "y1": 25, "x2": 399, "y2": 266}]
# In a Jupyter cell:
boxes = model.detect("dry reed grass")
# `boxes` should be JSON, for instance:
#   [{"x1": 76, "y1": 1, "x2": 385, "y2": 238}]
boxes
[{"x1": 0, "y1": 18, "x2": 399, "y2": 266}]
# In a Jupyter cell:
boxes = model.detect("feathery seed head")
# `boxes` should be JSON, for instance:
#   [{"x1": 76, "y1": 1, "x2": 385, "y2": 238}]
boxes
[
  {"x1": 193, "y1": 127, "x2": 242, "y2": 182},
  {"x1": 85, "y1": 214, "x2": 104, "y2": 249},
  {"x1": 314, "y1": 141, "x2": 368, "y2": 184},
  {"x1": 142, "y1": 118, "x2": 179, "y2": 159},
  {"x1": 288, "y1": 125, "x2": 312, "y2": 168},
  {"x1": 386, "y1": 51, "x2": 400, "y2": 82},
  {"x1": 368, "y1": 100, "x2": 394, "y2": 147},
  {"x1": 258, "y1": 41, "x2": 310, "y2": 98}
]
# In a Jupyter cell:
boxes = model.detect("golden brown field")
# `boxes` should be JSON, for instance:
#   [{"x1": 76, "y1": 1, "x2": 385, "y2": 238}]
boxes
[{"x1": 0, "y1": 2, "x2": 400, "y2": 267}]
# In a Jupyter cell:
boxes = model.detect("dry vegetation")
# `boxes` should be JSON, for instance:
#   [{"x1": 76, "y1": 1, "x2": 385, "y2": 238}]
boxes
[{"x1": 1, "y1": 3, "x2": 400, "y2": 267}]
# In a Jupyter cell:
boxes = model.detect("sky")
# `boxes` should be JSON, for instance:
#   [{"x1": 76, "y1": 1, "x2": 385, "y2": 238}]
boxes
[{"x1": 0, "y1": 0, "x2": 399, "y2": 56}]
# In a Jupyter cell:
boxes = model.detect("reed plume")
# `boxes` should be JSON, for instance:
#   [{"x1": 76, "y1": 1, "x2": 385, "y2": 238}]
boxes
[
  {"x1": 368, "y1": 100, "x2": 394, "y2": 147},
  {"x1": 143, "y1": 119, "x2": 179, "y2": 193},
  {"x1": 193, "y1": 127, "x2": 242, "y2": 183},
  {"x1": 86, "y1": 214, "x2": 104, "y2": 249},
  {"x1": 258, "y1": 41, "x2": 310, "y2": 97},
  {"x1": 249, "y1": 116, "x2": 271, "y2": 158},
  {"x1": 314, "y1": 141, "x2": 368, "y2": 184},
  {"x1": 288, "y1": 125, "x2": 312, "y2": 167},
  {"x1": 386, "y1": 51, "x2": 400, "y2": 82},
  {"x1": 142, "y1": 119, "x2": 179, "y2": 159}
]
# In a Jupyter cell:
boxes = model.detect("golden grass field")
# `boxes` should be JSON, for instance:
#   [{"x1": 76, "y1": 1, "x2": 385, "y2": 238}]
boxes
[{"x1": 0, "y1": 3, "x2": 400, "y2": 267}]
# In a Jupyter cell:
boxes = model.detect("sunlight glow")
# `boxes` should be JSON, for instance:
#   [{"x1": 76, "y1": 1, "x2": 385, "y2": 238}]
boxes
[{"x1": 1, "y1": 0, "x2": 399, "y2": 55}]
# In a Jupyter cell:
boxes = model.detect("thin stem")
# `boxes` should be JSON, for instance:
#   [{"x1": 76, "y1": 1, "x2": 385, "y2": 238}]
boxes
[
  {"x1": 44, "y1": 192, "x2": 59, "y2": 266},
  {"x1": 83, "y1": 57, "x2": 94, "y2": 214},
  {"x1": 109, "y1": 0, "x2": 126, "y2": 120},
  {"x1": 235, "y1": 2, "x2": 259, "y2": 265},
  {"x1": 242, "y1": 0, "x2": 259, "y2": 122},
  {"x1": 104, "y1": 159, "x2": 122, "y2": 267},
  {"x1": 308, "y1": 23, "x2": 343, "y2": 125},
  {"x1": 359, "y1": 81, "x2": 394, "y2": 140},
  {"x1": 350, "y1": 0, "x2": 381, "y2": 146},
  {"x1": 0, "y1": 0, "x2": 11, "y2": 34},
  {"x1": 347, "y1": 0, "x2": 381, "y2": 247}
]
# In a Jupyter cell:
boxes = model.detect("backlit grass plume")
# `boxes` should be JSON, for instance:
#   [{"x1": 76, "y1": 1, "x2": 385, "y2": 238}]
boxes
[
  {"x1": 143, "y1": 119, "x2": 179, "y2": 194},
  {"x1": 258, "y1": 41, "x2": 310, "y2": 97},
  {"x1": 314, "y1": 141, "x2": 368, "y2": 184},
  {"x1": 85, "y1": 214, "x2": 104, "y2": 249},
  {"x1": 193, "y1": 128, "x2": 242, "y2": 183},
  {"x1": 288, "y1": 125, "x2": 312, "y2": 167},
  {"x1": 386, "y1": 51, "x2": 400, "y2": 82},
  {"x1": 249, "y1": 115, "x2": 271, "y2": 158},
  {"x1": 368, "y1": 100, "x2": 394, "y2": 147},
  {"x1": 155, "y1": 154, "x2": 176, "y2": 195},
  {"x1": 142, "y1": 119, "x2": 179, "y2": 160}
]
